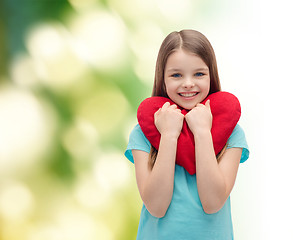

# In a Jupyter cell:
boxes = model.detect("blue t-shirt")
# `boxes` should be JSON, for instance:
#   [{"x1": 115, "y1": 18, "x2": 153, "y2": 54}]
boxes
[{"x1": 125, "y1": 124, "x2": 249, "y2": 240}]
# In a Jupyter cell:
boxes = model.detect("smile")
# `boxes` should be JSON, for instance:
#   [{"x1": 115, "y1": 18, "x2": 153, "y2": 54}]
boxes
[{"x1": 178, "y1": 92, "x2": 199, "y2": 97}]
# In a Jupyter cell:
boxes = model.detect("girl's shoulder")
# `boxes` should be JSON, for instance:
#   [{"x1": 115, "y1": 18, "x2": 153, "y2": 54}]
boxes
[
  {"x1": 129, "y1": 124, "x2": 150, "y2": 147},
  {"x1": 124, "y1": 124, "x2": 151, "y2": 163},
  {"x1": 227, "y1": 124, "x2": 250, "y2": 163}
]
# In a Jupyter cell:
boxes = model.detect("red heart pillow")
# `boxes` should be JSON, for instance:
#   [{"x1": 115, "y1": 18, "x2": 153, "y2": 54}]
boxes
[{"x1": 137, "y1": 91, "x2": 241, "y2": 175}]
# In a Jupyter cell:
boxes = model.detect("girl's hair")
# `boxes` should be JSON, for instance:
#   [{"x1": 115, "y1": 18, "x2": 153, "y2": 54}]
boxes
[{"x1": 148, "y1": 29, "x2": 226, "y2": 170}]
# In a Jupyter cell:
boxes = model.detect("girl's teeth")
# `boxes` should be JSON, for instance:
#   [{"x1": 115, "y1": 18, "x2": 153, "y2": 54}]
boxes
[{"x1": 179, "y1": 93, "x2": 198, "y2": 97}]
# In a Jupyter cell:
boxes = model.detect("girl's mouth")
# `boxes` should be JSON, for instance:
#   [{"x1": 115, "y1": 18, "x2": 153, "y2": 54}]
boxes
[{"x1": 178, "y1": 92, "x2": 199, "y2": 97}]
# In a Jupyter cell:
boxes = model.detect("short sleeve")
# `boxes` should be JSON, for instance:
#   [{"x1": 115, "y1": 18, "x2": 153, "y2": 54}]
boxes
[
  {"x1": 226, "y1": 124, "x2": 250, "y2": 163},
  {"x1": 124, "y1": 124, "x2": 151, "y2": 163}
]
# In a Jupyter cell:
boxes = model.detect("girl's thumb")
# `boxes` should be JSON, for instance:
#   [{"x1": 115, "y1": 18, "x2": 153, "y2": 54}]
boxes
[{"x1": 205, "y1": 99, "x2": 211, "y2": 108}]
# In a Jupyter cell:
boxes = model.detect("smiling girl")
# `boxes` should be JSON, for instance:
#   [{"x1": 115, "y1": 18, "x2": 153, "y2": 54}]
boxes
[{"x1": 125, "y1": 29, "x2": 249, "y2": 240}]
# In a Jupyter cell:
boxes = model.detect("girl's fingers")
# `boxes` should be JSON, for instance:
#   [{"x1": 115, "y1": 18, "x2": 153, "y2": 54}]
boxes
[
  {"x1": 162, "y1": 102, "x2": 179, "y2": 111},
  {"x1": 174, "y1": 109, "x2": 183, "y2": 115},
  {"x1": 161, "y1": 102, "x2": 170, "y2": 110},
  {"x1": 196, "y1": 101, "x2": 211, "y2": 110},
  {"x1": 169, "y1": 104, "x2": 178, "y2": 109},
  {"x1": 205, "y1": 99, "x2": 211, "y2": 109}
]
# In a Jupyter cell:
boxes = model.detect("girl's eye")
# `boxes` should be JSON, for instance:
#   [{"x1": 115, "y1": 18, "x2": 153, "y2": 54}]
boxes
[
  {"x1": 171, "y1": 73, "x2": 182, "y2": 78},
  {"x1": 195, "y1": 72, "x2": 204, "y2": 77}
]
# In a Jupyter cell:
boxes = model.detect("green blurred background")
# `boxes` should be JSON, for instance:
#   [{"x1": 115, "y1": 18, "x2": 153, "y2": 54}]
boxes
[
  {"x1": 1, "y1": 0, "x2": 285, "y2": 239},
  {"x1": 0, "y1": 1, "x2": 201, "y2": 239}
]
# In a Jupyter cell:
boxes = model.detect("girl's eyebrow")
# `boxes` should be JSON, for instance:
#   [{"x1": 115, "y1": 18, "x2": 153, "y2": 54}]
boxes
[
  {"x1": 195, "y1": 67, "x2": 209, "y2": 71},
  {"x1": 166, "y1": 68, "x2": 181, "y2": 73},
  {"x1": 166, "y1": 67, "x2": 209, "y2": 72}
]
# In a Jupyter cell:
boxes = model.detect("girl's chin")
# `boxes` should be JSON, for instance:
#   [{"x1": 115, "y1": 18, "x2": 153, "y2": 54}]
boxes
[
  {"x1": 176, "y1": 95, "x2": 202, "y2": 109},
  {"x1": 178, "y1": 102, "x2": 197, "y2": 110}
]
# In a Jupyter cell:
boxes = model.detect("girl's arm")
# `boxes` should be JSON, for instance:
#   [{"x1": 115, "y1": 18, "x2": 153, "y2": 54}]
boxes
[
  {"x1": 132, "y1": 102, "x2": 184, "y2": 218},
  {"x1": 132, "y1": 134, "x2": 177, "y2": 218},
  {"x1": 185, "y1": 100, "x2": 242, "y2": 214},
  {"x1": 194, "y1": 130, "x2": 242, "y2": 214}
]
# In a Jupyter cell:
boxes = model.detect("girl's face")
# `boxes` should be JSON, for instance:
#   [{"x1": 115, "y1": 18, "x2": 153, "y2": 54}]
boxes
[{"x1": 164, "y1": 49, "x2": 210, "y2": 110}]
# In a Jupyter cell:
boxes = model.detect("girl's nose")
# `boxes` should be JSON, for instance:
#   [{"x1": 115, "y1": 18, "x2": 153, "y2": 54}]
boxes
[{"x1": 182, "y1": 77, "x2": 195, "y2": 88}]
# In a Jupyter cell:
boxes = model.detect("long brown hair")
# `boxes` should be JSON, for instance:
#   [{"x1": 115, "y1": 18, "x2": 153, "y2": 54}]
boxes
[{"x1": 148, "y1": 29, "x2": 226, "y2": 170}]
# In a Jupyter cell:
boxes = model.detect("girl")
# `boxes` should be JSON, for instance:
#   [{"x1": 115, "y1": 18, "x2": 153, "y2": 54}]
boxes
[{"x1": 125, "y1": 29, "x2": 249, "y2": 240}]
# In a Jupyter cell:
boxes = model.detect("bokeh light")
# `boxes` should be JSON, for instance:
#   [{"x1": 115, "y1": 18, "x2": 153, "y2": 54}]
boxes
[
  {"x1": 0, "y1": 181, "x2": 34, "y2": 221},
  {"x1": 26, "y1": 22, "x2": 87, "y2": 90},
  {"x1": 0, "y1": 86, "x2": 56, "y2": 177},
  {"x1": 130, "y1": 22, "x2": 164, "y2": 86},
  {"x1": 69, "y1": 9, "x2": 127, "y2": 71}
]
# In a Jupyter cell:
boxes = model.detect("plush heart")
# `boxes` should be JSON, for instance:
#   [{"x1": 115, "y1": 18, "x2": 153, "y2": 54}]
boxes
[{"x1": 137, "y1": 91, "x2": 241, "y2": 175}]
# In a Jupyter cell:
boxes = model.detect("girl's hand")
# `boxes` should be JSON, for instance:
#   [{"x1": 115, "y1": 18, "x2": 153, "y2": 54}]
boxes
[
  {"x1": 185, "y1": 100, "x2": 213, "y2": 135},
  {"x1": 154, "y1": 102, "x2": 184, "y2": 139}
]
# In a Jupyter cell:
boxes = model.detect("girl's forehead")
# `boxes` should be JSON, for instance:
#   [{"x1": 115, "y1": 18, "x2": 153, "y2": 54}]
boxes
[
  {"x1": 171, "y1": 48, "x2": 198, "y2": 57},
  {"x1": 166, "y1": 50, "x2": 208, "y2": 68}
]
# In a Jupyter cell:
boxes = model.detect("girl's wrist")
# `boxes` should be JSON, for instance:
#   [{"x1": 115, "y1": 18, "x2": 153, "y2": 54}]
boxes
[
  {"x1": 160, "y1": 133, "x2": 179, "y2": 142},
  {"x1": 193, "y1": 128, "x2": 211, "y2": 140}
]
